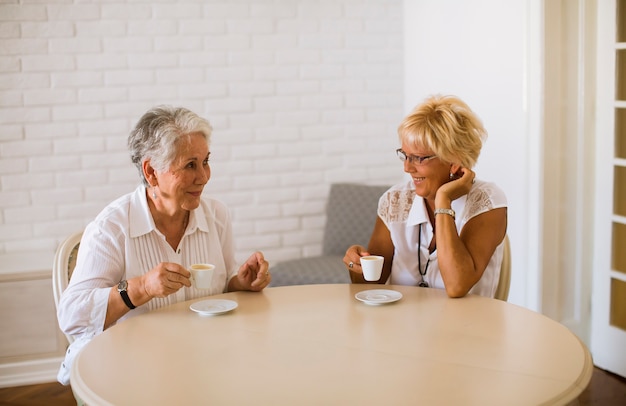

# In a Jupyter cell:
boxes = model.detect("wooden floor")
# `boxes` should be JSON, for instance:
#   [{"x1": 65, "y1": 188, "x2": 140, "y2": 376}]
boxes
[
  {"x1": 577, "y1": 367, "x2": 626, "y2": 405},
  {"x1": 0, "y1": 366, "x2": 624, "y2": 405}
]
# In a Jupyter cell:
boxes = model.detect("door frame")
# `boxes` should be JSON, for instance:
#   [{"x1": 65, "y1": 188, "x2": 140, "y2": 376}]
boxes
[
  {"x1": 541, "y1": 0, "x2": 595, "y2": 345},
  {"x1": 590, "y1": 0, "x2": 626, "y2": 377}
]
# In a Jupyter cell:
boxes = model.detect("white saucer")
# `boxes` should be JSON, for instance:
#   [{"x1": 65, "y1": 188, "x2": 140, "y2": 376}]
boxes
[
  {"x1": 190, "y1": 299, "x2": 238, "y2": 316},
  {"x1": 355, "y1": 289, "x2": 403, "y2": 305}
]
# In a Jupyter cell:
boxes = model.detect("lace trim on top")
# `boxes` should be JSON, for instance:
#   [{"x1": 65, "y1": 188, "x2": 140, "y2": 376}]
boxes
[
  {"x1": 378, "y1": 181, "x2": 501, "y2": 226},
  {"x1": 378, "y1": 188, "x2": 415, "y2": 224},
  {"x1": 460, "y1": 186, "x2": 495, "y2": 223}
]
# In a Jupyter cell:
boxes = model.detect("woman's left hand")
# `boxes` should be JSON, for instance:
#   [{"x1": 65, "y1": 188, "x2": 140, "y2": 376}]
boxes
[
  {"x1": 231, "y1": 251, "x2": 271, "y2": 292},
  {"x1": 436, "y1": 167, "x2": 475, "y2": 207}
]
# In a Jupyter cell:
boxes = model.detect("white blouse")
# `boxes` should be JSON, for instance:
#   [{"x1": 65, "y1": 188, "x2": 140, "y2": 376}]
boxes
[
  {"x1": 57, "y1": 185, "x2": 238, "y2": 384},
  {"x1": 378, "y1": 178, "x2": 508, "y2": 298}
]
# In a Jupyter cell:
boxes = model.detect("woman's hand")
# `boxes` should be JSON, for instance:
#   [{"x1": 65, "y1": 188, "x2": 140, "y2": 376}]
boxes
[
  {"x1": 105, "y1": 262, "x2": 191, "y2": 330},
  {"x1": 343, "y1": 219, "x2": 395, "y2": 284},
  {"x1": 435, "y1": 167, "x2": 476, "y2": 208},
  {"x1": 141, "y1": 262, "x2": 191, "y2": 299},
  {"x1": 343, "y1": 245, "x2": 369, "y2": 275},
  {"x1": 229, "y1": 251, "x2": 271, "y2": 292}
]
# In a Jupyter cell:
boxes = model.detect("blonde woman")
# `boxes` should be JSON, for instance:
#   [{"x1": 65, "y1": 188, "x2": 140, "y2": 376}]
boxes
[{"x1": 344, "y1": 95, "x2": 507, "y2": 298}]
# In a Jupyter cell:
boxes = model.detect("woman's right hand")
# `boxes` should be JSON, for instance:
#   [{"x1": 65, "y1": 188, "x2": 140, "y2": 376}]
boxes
[
  {"x1": 140, "y1": 262, "x2": 191, "y2": 299},
  {"x1": 343, "y1": 217, "x2": 394, "y2": 284},
  {"x1": 343, "y1": 245, "x2": 369, "y2": 274},
  {"x1": 105, "y1": 262, "x2": 191, "y2": 330}
]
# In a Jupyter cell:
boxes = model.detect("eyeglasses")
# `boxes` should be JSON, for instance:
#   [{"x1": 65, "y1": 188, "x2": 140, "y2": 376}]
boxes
[{"x1": 396, "y1": 149, "x2": 438, "y2": 165}]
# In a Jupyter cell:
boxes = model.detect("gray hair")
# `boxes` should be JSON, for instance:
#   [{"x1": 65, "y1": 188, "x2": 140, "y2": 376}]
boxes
[{"x1": 128, "y1": 106, "x2": 212, "y2": 186}]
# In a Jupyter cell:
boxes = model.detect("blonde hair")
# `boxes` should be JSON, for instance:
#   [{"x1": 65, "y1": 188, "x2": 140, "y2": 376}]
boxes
[{"x1": 398, "y1": 95, "x2": 487, "y2": 168}]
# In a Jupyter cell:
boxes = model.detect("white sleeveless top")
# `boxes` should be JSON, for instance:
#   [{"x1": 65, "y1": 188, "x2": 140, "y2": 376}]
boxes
[{"x1": 377, "y1": 178, "x2": 508, "y2": 298}]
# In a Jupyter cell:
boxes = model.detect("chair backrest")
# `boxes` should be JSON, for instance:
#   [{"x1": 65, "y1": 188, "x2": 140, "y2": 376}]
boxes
[
  {"x1": 494, "y1": 234, "x2": 511, "y2": 301},
  {"x1": 53, "y1": 231, "x2": 83, "y2": 344},
  {"x1": 322, "y1": 183, "x2": 390, "y2": 256}
]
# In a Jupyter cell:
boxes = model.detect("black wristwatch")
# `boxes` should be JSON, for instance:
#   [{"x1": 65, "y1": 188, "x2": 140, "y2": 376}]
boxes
[{"x1": 117, "y1": 280, "x2": 136, "y2": 309}]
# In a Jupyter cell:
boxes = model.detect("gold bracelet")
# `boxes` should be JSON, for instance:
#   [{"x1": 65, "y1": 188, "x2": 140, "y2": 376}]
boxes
[{"x1": 434, "y1": 208, "x2": 455, "y2": 219}]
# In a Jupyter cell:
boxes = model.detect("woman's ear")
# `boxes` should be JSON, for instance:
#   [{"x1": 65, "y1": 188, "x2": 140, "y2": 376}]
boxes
[
  {"x1": 142, "y1": 160, "x2": 157, "y2": 187},
  {"x1": 449, "y1": 163, "x2": 463, "y2": 178}
]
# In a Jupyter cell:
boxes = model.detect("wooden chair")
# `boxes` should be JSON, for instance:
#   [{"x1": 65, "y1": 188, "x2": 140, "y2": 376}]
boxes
[
  {"x1": 53, "y1": 232, "x2": 89, "y2": 404},
  {"x1": 52, "y1": 231, "x2": 83, "y2": 344},
  {"x1": 494, "y1": 235, "x2": 511, "y2": 301}
]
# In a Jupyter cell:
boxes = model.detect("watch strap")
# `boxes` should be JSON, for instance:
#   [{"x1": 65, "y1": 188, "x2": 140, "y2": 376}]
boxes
[
  {"x1": 434, "y1": 208, "x2": 455, "y2": 219},
  {"x1": 118, "y1": 280, "x2": 136, "y2": 309}
]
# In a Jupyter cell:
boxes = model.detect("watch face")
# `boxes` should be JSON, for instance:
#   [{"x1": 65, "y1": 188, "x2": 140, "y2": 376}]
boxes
[{"x1": 118, "y1": 280, "x2": 128, "y2": 291}]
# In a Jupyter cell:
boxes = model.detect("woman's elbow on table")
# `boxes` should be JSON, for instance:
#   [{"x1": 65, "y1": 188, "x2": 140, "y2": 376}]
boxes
[{"x1": 443, "y1": 282, "x2": 471, "y2": 298}]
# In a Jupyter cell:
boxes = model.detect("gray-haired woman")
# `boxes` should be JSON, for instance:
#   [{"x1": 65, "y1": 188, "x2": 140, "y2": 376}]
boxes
[{"x1": 56, "y1": 106, "x2": 271, "y2": 384}]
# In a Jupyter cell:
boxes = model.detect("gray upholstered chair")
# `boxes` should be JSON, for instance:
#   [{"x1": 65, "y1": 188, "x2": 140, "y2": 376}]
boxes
[{"x1": 269, "y1": 183, "x2": 390, "y2": 287}]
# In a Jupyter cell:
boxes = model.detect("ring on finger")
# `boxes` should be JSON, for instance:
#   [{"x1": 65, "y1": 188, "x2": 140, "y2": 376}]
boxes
[{"x1": 349, "y1": 262, "x2": 354, "y2": 269}]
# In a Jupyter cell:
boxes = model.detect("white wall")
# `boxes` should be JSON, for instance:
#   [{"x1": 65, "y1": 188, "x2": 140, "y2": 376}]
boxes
[
  {"x1": 0, "y1": 0, "x2": 405, "y2": 270},
  {"x1": 404, "y1": 0, "x2": 541, "y2": 308}
]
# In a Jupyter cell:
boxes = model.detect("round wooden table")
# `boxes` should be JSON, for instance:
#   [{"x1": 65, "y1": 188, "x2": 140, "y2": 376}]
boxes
[{"x1": 71, "y1": 284, "x2": 592, "y2": 405}]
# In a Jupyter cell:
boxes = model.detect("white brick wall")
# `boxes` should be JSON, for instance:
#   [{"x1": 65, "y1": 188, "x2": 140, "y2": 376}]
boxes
[{"x1": 0, "y1": 0, "x2": 404, "y2": 270}]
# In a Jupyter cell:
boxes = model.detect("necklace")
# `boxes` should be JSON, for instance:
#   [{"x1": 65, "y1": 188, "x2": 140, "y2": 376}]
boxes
[{"x1": 417, "y1": 225, "x2": 431, "y2": 287}]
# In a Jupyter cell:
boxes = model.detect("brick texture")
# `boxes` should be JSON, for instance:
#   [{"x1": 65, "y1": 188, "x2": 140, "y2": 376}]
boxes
[{"x1": 0, "y1": 0, "x2": 404, "y2": 268}]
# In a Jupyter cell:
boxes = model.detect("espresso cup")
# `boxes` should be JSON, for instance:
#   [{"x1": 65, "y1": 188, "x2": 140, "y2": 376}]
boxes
[
  {"x1": 360, "y1": 255, "x2": 384, "y2": 281},
  {"x1": 189, "y1": 264, "x2": 215, "y2": 289}
]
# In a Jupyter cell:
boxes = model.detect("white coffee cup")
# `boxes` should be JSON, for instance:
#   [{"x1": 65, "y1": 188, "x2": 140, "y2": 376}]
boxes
[
  {"x1": 360, "y1": 255, "x2": 384, "y2": 281},
  {"x1": 189, "y1": 264, "x2": 215, "y2": 289}
]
